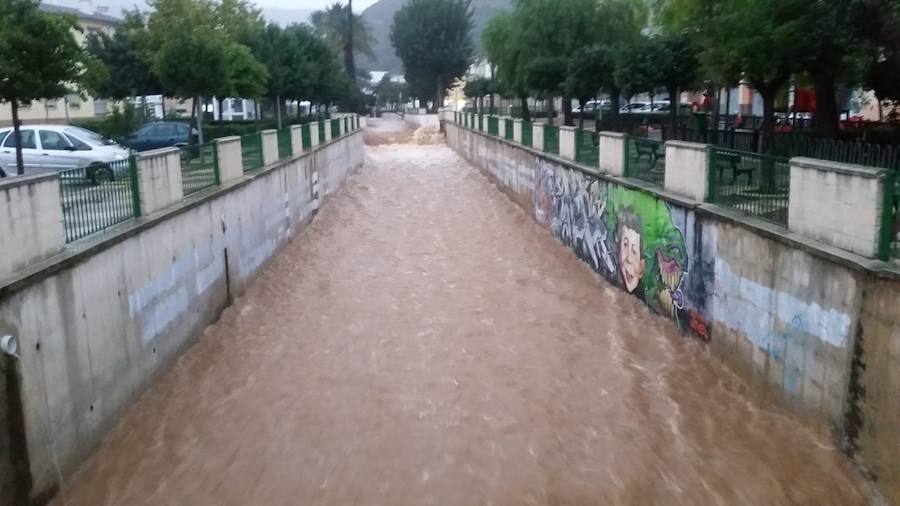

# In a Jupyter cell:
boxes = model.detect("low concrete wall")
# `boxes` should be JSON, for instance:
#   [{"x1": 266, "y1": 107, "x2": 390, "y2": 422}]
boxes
[
  {"x1": 445, "y1": 122, "x2": 900, "y2": 500},
  {"x1": 0, "y1": 130, "x2": 364, "y2": 502},
  {"x1": 0, "y1": 174, "x2": 65, "y2": 279}
]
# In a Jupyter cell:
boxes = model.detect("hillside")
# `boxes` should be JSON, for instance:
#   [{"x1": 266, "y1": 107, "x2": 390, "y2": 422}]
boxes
[{"x1": 360, "y1": 0, "x2": 511, "y2": 73}]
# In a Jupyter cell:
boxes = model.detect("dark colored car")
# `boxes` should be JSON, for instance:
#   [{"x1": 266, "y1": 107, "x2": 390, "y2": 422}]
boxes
[{"x1": 123, "y1": 122, "x2": 195, "y2": 151}]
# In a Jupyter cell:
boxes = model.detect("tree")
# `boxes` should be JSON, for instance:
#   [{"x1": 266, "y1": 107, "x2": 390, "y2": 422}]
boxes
[
  {"x1": 463, "y1": 77, "x2": 491, "y2": 111},
  {"x1": 148, "y1": 0, "x2": 267, "y2": 141},
  {"x1": 644, "y1": 31, "x2": 701, "y2": 134},
  {"x1": 391, "y1": 0, "x2": 475, "y2": 112},
  {"x1": 310, "y1": 2, "x2": 375, "y2": 74},
  {"x1": 86, "y1": 11, "x2": 162, "y2": 105},
  {"x1": 0, "y1": 0, "x2": 102, "y2": 175},
  {"x1": 511, "y1": 0, "x2": 606, "y2": 126},
  {"x1": 374, "y1": 74, "x2": 408, "y2": 109},
  {"x1": 787, "y1": 0, "x2": 870, "y2": 138},
  {"x1": 482, "y1": 11, "x2": 531, "y2": 120},
  {"x1": 692, "y1": 0, "x2": 802, "y2": 150}
]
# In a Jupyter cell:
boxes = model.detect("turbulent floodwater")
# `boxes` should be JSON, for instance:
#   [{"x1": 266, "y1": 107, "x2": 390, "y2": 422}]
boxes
[{"x1": 52, "y1": 117, "x2": 870, "y2": 505}]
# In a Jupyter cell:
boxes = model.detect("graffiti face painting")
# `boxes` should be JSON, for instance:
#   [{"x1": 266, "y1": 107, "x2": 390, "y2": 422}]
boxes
[
  {"x1": 534, "y1": 159, "x2": 694, "y2": 327},
  {"x1": 616, "y1": 208, "x2": 645, "y2": 295}
]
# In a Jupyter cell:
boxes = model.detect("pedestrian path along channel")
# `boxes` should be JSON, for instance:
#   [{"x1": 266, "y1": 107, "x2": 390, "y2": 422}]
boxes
[{"x1": 53, "y1": 118, "x2": 869, "y2": 505}]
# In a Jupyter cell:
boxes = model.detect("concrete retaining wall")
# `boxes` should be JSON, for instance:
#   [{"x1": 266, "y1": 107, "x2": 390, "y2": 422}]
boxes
[
  {"x1": 0, "y1": 174, "x2": 65, "y2": 280},
  {"x1": 445, "y1": 122, "x2": 900, "y2": 500},
  {"x1": 0, "y1": 131, "x2": 364, "y2": 502}
]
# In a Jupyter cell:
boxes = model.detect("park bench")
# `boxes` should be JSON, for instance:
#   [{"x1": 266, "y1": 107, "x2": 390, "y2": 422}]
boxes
[{"x1": 714, "y1": 150, "x2": 754, "y2": 185}]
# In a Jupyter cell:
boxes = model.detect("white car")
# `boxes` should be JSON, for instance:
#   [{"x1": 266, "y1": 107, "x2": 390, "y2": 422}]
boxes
[{"x1": 0, "y1": 124, "x2": 131, "y2": 178}]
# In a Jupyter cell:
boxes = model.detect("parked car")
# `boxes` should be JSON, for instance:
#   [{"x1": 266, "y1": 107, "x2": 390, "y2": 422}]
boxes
[
  {"x1": 0, "y1": 125, "x2": 131, "y2": 181},
  {"x1": 122, "y1": 121, "x2": 195, "y2": 151},
  {"x1": 620, "y1": 102, "x2": 648, "y2": 113}
]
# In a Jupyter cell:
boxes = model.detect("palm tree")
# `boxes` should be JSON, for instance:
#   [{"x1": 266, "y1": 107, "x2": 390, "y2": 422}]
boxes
[{"x1": 309, "y1": 1, "x2": 374, "y2": 77}]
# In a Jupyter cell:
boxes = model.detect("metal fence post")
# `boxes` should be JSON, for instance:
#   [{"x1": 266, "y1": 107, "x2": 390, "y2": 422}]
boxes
[
  {"x1": 706, "y1": 145, "x2": 717, "y2": 202},
  {"x1": 622, "y1": 135, "x2": 631, "y2": 177},
  {"x1": 879, "y1": 170, "x2": 897, "y2": 260},
  {"x1": 212, "y1": 146, "x2": 221, "y2": 185},
  {"x1": 128, "y1": 156, "x2": 141, "y2": 217}
]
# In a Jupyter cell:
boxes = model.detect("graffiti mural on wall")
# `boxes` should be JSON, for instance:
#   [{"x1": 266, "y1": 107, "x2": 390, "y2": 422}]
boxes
[{"x1": 534, "y1": 159, "x2": 704, "y2": 335}]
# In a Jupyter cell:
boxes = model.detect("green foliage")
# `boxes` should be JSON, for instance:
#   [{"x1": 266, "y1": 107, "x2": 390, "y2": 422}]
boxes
[
  {"x1": 86, "y1": 11, "x2": 161, "y2": 100},
  {"x1": 374, "y1": 74, "x2": 408, "y2": 107},
  {"x1": 391, "y1": 0, "x2": 475, "y2": 110},
  {"x1": 310, "y1": 2, "x2": 376, "y2": 62},
  {"x1": 0, "y1": 0, "x2": 101, "y2": 173},
  {"x1": 71, "y1": 102, "x2": 143, "y2": 140},
  {"x1": 148, "y1": 0, "x2": 268, "y2": 105}
]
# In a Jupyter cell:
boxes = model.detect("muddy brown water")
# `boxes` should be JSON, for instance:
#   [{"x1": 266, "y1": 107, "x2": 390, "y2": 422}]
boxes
[{"x1": 51, "y1": 118, "x2": 870, "y2": 505}]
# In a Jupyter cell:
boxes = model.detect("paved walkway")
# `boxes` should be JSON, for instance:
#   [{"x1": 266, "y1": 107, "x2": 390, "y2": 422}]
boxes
[{"x1": 53, "y1": 119, "x2": 868, "y2": 505}]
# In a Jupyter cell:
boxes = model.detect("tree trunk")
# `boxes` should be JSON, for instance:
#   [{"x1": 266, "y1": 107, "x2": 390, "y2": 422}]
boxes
[
  {"x1": 489, "y1": 92, "x2": 494, "y2": 113},
  {"x1": 711, "y1": 86, "x2": 721, "y2": 144},
  {"x1": 217, "y1": 97, "x2": 225, "y2": 122},
  {"x1": 434, "y1": 79, "x2": 442, "y2": 114},
  {"x1": 11, "y1": 101, "x2": 24, "y2": 175},
  {"x1": 578, "y1": 98, "x2": 585, "y2": 129},
  {"x1": 520, "y1": 95, "x2": 530, "y2": 122},
  {"x1": 724, "y1": 88, "x2": 731, "y2": 126},
  {"x1": 759, "y1": 86, "x2": 778, "y2": 193},
  {"x1": 760, "y1": 86, "x2": 777, "y2": 154},
  {"x1": 813, "y1": 71, "x2": 839, "y2": 138},
  {"x1": 547, "y1": 97, "x2": 554, "y2": 127},
  {"x1": 195, "y1": 95, "x2": 205, "y2": 145},
  {"x1": 608, "y1": 87, "x2": 621, "y2": 132},
  {"x1": 276, "y1": 95, "x2": 283, "y2": 129},
  {"x1": 668, "y1": 85, "x2": 679, "y2": 139},
  {"x1": 563, "y1": 97, "x2": 573, "y2": 126}
]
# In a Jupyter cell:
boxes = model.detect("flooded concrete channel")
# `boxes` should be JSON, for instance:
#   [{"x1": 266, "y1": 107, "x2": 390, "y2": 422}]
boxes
[{"x1": 53, "y1": 117, "x2": 870, "y2": 505}]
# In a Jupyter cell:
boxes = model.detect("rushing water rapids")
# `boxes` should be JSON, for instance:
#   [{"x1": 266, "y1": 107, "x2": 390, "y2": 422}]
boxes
[{"x1": 52, "y1": 117, "x2": 869, "y2": 505}]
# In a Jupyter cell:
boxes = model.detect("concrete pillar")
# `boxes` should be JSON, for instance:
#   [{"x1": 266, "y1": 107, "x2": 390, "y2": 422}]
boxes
[
  {"x1": 216, "y1": 136, "x2": 243, "y2": 183},
  {"x1": 498, "y1": 116, "x2": 509, "y2": 139},
  {"x1": 135, "y1": 147, "x2": 183, "y2": 215},
  {"x1": 290, "y1": 124, "x2": 303, "y2": 153},
  {"x1": 788, "y1": 158, "x2": 890, "y2": 258},
  {"x1": 533, "y1": 123, "x2": 545, "y2": 151},
  {"x1": 261, "y1": 129, "x2": 278, "y2": 166},
  {"x1": 664, "y1": 141, "x2": 709, "y2": 202},
  {"x1": 323, "y1": 120, "x2": 332, "y2": 142},
  {"x1": 513, "y1": 119, "x2": 523, "y2": 144},
  {"x1": 559, "y1": 126, "x2": 577, "y2": 160},
  {"x1": 360, "y1": 116, "x2": 367, "y2": 128},
  {"x1": 309, "y1": 121, "x2": 320, "y2": 148},
  {"x1": 0, "y1": 173, "x2": 65, "y2": 278},
  {"x1": 598, "y1": 132, "x2": 627, "y2": 176},
  {"x1": 338, "y1": 117, "x2": 346, "y2": 137}
]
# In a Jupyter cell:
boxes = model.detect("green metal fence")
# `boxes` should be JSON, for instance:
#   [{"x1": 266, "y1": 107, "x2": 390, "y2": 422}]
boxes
[
  {"x1": 521, "y1": 120, "x2": 533, "y2": 148},
  {"x1": 478, "y1": 114, "x2": 485, "y2": 131},
  {"x1": 277, "y1": 128, "x2": 292, "y2": 159},
  {"x1": 331, "y1": 119, "x2": 340, "y2": 139},
  {"x1": 59, "y1": 158, "x2": 141, "y2": 242},
  {"x1": 575, "y1": 129, "x2": 599, "y2": 167},
  {"x1": 488, "y1": 116, "x2": 499, "y2": 136},
  {"x1": 180, "y1": 143, "x2": 219, "y2": 195},
  {"x1": 318, "y1": 121, "x2": 326, "y2": 143},
  {"x1": 301, "y1": 123, "x2": 312, "y2": 150},
  {"x1": 241, "y1": 133, "x2": 264, "y2": 172},
  {"x1": 880, "y1": 171, "x2": 899, "y2": 259},
  {"x1": 708, "y1": 147, "x2": 790, "y2": 226},
  {"x1": 544, "y1": 125, "x2": 559, "y2": 155},
  {"x1": 504, "y1": 118, "x2": 514, "y2": 141},
  {"x1": 626, "y1": 137, "x2": 666, "y2": 186}
]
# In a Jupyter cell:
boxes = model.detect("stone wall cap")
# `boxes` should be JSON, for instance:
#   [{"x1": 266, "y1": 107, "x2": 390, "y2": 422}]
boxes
[
  {"x1": 261, "y1": 129, "x2": 278, "y2": 135},
  {"x1": 665, "y1": 140, "x2": 707, "y2": 151},
  {"x1": 215, "y1": 135, "x2": 241, "y2": 143},
  {"x1": 559, "y1": 125, "x2": 577, "y2": 131},
  {"x1": 290, "y1": 124, "x2": 303, "y2": 130},
  {"x1": 512, "y1": 118, "x2": 523, "y2": 123},
  {"x1": 0, "y1": 171, "x2": 57, "y2": 189},
  {"x1": 136, "y1": 146, "x2": 180, "y2": 159},
  {"x1": 791, "y1": 157, "x2": 888, "y2": 179},
  {"x1": 598, "y1": 131, "x2": 627, "y2": 139}
]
